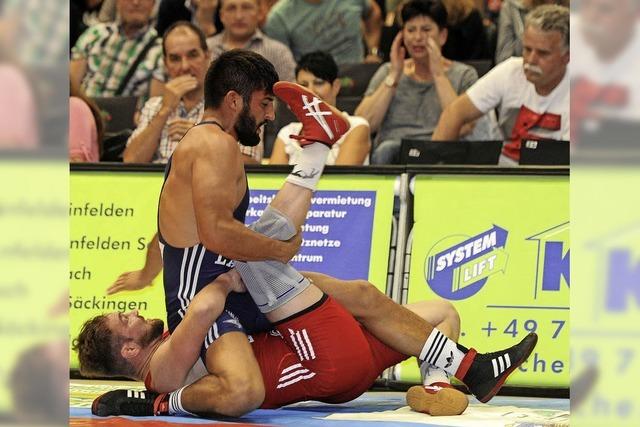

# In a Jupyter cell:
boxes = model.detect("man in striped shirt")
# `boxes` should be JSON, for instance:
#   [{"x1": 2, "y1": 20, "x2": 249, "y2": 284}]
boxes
[{"x1": 70, "y1": 0, "x2": 162, "y2": 99}]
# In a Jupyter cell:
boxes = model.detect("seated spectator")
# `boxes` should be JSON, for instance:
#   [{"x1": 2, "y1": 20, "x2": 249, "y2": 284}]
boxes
[
  {"x1": 270, "y1": 51, "x2": 371, "y2": 165},
  {"x1": 156, "y1": 0, "x2": 219, "y2": 38},
  {"x1": 495, "y1": 0, "x2": 568, "y2": 64},
  {"x1": 123, "y1": 21, "x2": 261, "y2": 164},
  {"x1": 208, "y1": 0, "x2": 296, "y2": 81},
  {"x1": 70, "y1": 0, "x2": 162, "y2": 99},
  {"x1": 356, "y1": 0, "x2": 497, "y2": 164},
  {"x1": 571, "y1": 0, "x2": 640, "y2": 149},
  {"x1": 433, "y1": 5, "x2": 569, "y2": 164},
  {"x1": 264, "y1": 0, "x2": 383, "y2": 65},
  {"x1": 441, "y1": 0, "x2": 488, "y2": 60},
  {"x1": 0, "y1": 64, "x2": 38, "y2": 150},
  {"x1": 69, "y1": 83, "x2": 104, "y2": 162}
]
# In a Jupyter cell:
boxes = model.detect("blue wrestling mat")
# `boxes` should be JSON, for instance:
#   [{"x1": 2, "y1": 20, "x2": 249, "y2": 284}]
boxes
[{"x1": 70, "y1": 380, "x2": 569, "y2": 426}]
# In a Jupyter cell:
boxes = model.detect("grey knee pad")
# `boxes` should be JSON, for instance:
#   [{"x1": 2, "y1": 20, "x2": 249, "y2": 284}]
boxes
[
  {"x1": 235, "y1": 205, "x2": 310, "y2": 313},
  {"x1": 249, "y1": 205, "x2": 297, "y2": 240}
]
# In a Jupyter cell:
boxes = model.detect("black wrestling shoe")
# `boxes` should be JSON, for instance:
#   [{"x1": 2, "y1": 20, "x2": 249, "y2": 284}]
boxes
[
  {"x1": 91, "y1": 389, "x2": 169, "y2": 416},
  {"x1": 457, "y1": 333, "x2": 538, "y2": 403}
]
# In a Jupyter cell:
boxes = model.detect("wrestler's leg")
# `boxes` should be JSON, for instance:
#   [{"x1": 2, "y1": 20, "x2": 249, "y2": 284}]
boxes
[
  {"x1": 178, "y1": 332, "x2": 264, "y2": 417},
  {"x1": 403, "y1": 299, "x2": 461, "y2": 341},
  {"x1": 302, "y1": 271, "x2": 434, "y2": 356}
]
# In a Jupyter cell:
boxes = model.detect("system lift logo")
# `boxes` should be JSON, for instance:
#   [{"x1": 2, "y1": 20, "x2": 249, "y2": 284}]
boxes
[{"x1": 425, "y1": 225, "x2": 508, "y2": 300}]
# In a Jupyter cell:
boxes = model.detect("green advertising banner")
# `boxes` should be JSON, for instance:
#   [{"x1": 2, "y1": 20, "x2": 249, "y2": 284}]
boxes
[
  {"x1": 70, "y1": 171, "x2": 396, "y2": 369},
  {"x1": 571, "y1": 167, "x2": 640, "y2": 426},
  {"x1": 0, "y1": 162, "x2": 67, "y2": 414},
  {"x1": 398, "y1": 174, "x2": 569, "y2": 388}
]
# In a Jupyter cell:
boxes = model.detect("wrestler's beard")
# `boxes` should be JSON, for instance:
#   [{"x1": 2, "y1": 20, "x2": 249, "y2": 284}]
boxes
[
  {"x1": 235, "y1": 104, "x2": 264, "y2": 147},
  {"x1": 139, "y1": 319, "x2": 165, "y2": 347}
]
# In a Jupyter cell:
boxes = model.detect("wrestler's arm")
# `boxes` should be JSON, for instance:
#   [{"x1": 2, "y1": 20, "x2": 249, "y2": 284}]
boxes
[
  {"x1": 191, "y1": 135, "x2": 300, "y2": 263},
  {"x1": 149, "y1": 273, "x2": 238, "y2": 392}
]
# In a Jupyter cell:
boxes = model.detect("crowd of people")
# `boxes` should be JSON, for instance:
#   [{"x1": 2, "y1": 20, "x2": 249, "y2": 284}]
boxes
[{"x1": 68, "y1": 0, "x2": 570, "y2": 166}]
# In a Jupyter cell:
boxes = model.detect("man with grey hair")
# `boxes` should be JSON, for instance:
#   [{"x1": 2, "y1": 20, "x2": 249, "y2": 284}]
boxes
[{"x1": 433, "y1": 4, "x2": 570, "y2": 164}]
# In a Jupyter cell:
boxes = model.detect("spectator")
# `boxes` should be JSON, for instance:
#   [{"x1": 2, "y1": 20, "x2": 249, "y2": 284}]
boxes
[
  {"x1": 123, "y1": 22, "x2": 207, "y2": 163},
  {"x1": 156, "y1": 0, "x2": 219, "y2": 38},
  {"x1": 208, "y1": 0, "x2": 296, "y2": 81},
  {"x1": 264, "y1": 0, "x2": 383, "y2": 65},
  {"x1": 571, "y1": 0, "x2": 640, "y2": 148},
  {"x1": 433, "y1": 5, "x2": 569, "y2": 164},
  {"x1": 69, "y1": 82, "x2": 104, "y2": 162},
  {"x1": 270, "y1": 51, "x2": 371, "y2": 165},
  {"x1": 356, "y1": 0, "x2": 497, "y2": 164},
  {"x1": 70, "y1": 0, "x2": 162, "y2": 99},
  {"x1": 123, "y1": 21, "x2": 261, "y2": 164},
  {"x1": 441, "y1": 0, "x2": 488, "y2": 60},
  {"x1": 0, "y1": 64, "x2": 39, "y2": 149},
  {"x1": 495, "y1": 0, "x2": 568, "y2": 64}
]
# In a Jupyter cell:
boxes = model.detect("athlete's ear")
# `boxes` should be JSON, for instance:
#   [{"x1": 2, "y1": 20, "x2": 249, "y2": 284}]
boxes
[
  {"x1": 224, "y1": 90, "x2": 243, "y2": 112},
  {"x1": 120, "y1": 340, "x2": 141, "y2": 360}
]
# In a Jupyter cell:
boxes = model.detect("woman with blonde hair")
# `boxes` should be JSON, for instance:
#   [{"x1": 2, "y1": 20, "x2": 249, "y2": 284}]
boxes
[{"x1": 495, "y1": 0, "x2": 569, "y2": 63}]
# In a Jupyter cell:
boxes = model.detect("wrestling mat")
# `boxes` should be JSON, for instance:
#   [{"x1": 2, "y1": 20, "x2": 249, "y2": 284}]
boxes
[{"x1": 70, "y1": 380, "x2": 569, "y2": 427}]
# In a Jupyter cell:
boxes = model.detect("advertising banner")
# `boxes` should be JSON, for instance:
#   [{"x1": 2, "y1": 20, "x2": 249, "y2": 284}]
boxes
[
  {"x1": 0, "y1": 163, "x2": 67, "y2": 413},
  {"x1": 69, "y1": 171, "x2": 396, "y2": 369},
  {"x1": 398, "y1": 174, "x2": 569, "y2": 388},
  {"x1": 571, "y1": 167, "x2": 640, "y2": 425}
]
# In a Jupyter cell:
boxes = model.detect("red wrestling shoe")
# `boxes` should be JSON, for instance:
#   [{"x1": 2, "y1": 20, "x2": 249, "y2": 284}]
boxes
[
  {"x1": 406, "y1": 382, "x2": 468, "y2": 416},
  {"x1": 273, "y1": 81, "x2": 350, "y2": 147}
]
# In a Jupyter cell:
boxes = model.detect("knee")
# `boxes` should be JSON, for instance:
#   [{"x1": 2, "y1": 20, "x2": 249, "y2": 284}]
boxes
[
  {"x1": 350, "y1": 280, "x2": 384, "y2": 319},
  {"x1": 371, "y1": 140, "x2": 400, "y2": 165},
  {"x1": 440, "y1": 299, "x2": 461, "y2": 332},
  {"x1": 220, "y1": 376, "x2": 265, "y2": 417}
]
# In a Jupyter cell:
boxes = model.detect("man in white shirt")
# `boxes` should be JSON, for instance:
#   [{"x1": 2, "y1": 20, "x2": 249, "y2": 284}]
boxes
[
  {"x1": 433, "y1": 4, "x2": 569, "y2": 163},
  {"x1": 571, "y1": 0, "x2": 640, "y2": 150}
]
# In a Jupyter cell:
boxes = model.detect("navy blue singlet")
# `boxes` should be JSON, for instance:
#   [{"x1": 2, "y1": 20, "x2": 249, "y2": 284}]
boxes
[{"x1": 158, "y1": 120, "x2": 270, "y2": 334}]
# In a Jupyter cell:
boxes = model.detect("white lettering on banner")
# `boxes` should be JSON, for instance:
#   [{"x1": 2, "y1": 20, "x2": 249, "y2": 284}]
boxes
[
  {"x1": 310, "y1": 195, "x2": 373, "y2": 208},
  {"x1": 292, "y1": 254, "x2": 323, "y2": 263},
  {"x1": 436, "y1": 232, "x2": 497, "y2": 272},
  {"x1": 302, "y1": 239, "x2": 341, "y2": 248},
  {"x1": 306, "y1": 210, "x2": 347, "y2": 219},
  {"x1": 462, "y1": 255, "x2": 497, "y2": 282}
]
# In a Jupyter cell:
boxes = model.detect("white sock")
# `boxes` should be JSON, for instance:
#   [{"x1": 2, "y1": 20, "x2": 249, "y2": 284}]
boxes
[
  {"x1": 168, "y1": 386, "x2": 196, "y2": 417},
  {"x1": 419, "y1": 328, "x2": 465, "y2": 377},
  {"x1": 285, "y1": 143, "x2": 329, "y2": 191},
  {"x1": 419, "y1": 361, "x2": 450, "y2": 385}
]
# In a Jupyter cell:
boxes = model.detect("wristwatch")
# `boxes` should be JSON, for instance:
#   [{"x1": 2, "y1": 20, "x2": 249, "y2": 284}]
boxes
[{"x1": 384, "y1": 74, "x2": 398, "y2": 88}]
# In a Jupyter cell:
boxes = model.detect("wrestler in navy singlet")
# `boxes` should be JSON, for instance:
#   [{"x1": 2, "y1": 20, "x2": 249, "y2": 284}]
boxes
[{"x1": 158, "y1": 120, "x2": 270, "y2": 335}]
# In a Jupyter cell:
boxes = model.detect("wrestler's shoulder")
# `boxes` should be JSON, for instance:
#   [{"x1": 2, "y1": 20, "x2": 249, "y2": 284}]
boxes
[{"x1": 174, "y1": 125, "x2": 237, "y2": 157}]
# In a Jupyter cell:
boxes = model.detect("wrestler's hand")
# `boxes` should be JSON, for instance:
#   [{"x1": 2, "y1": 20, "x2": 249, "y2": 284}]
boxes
[
  {"x1": 107, "y1": 270, "x2": 153, "y2": 295},
  {"x1": 274, "y1": 228, "x2": 303, "y2": 263}
]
